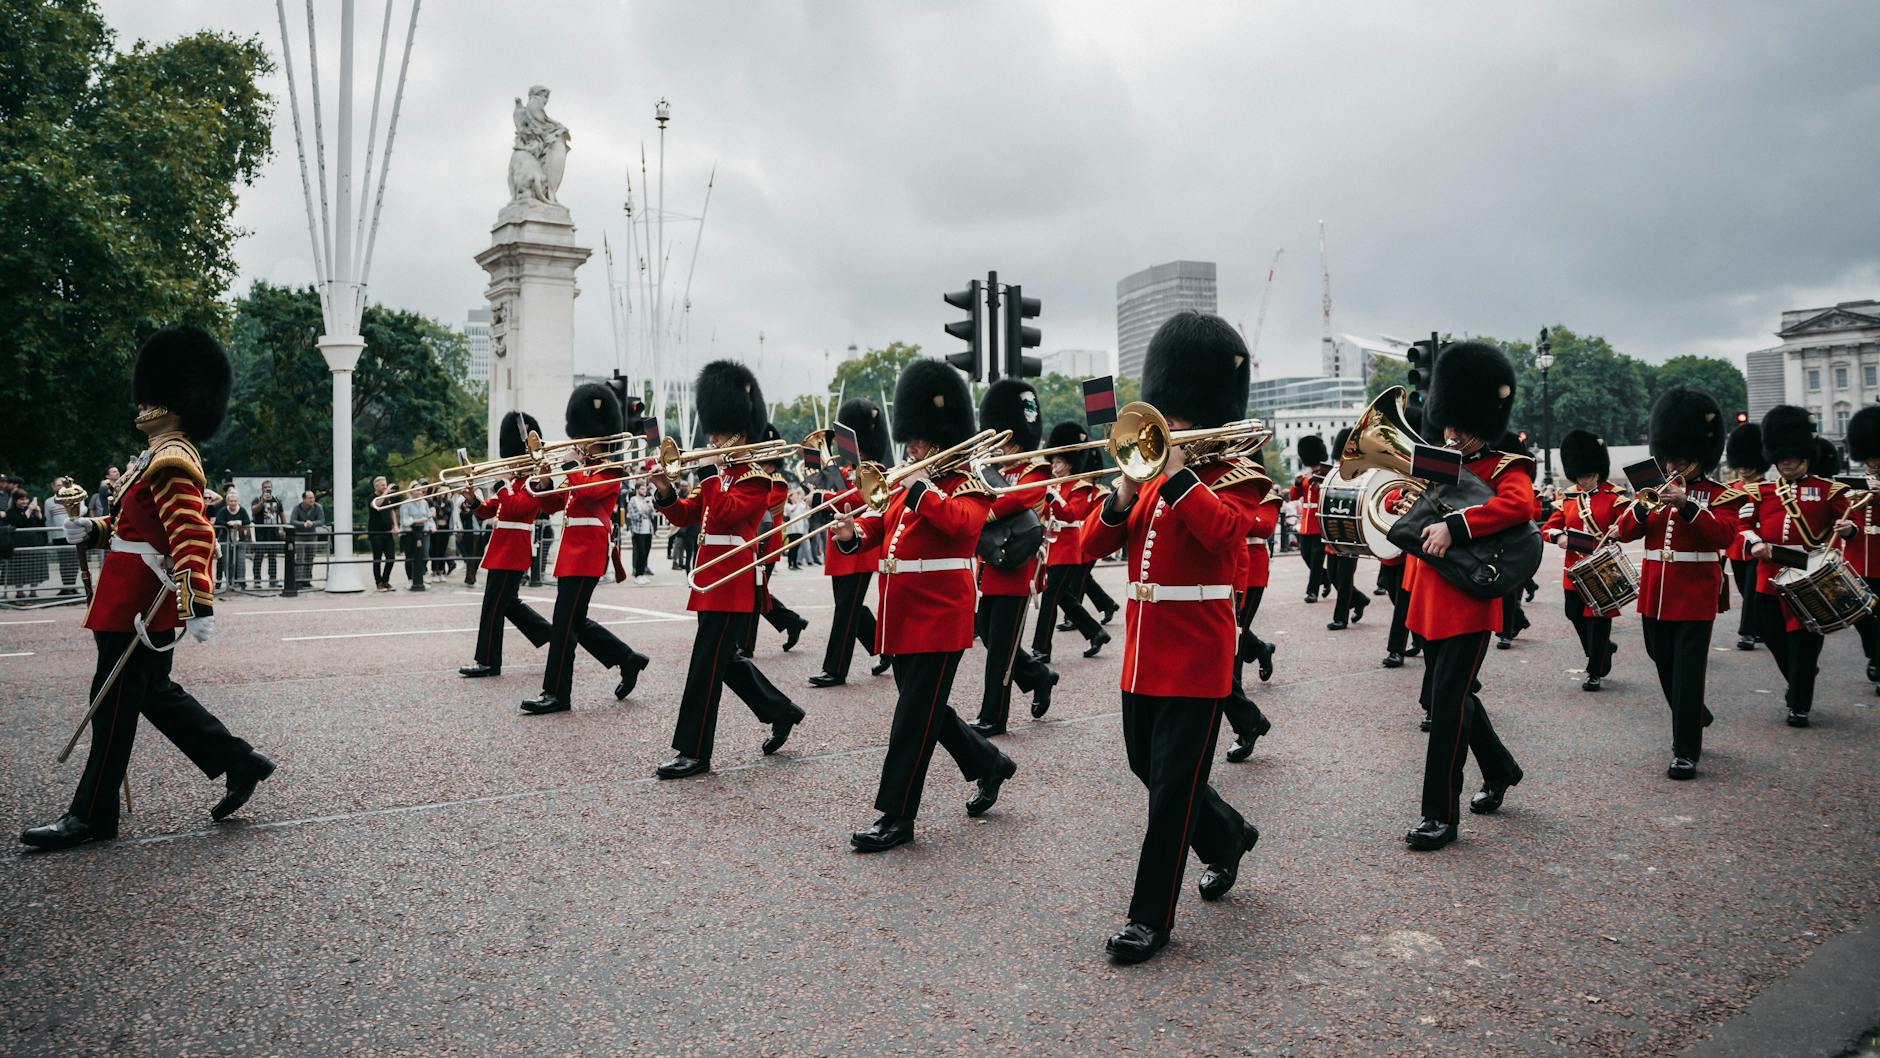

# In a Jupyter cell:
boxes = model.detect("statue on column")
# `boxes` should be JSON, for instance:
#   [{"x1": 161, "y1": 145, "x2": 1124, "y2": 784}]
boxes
[{"x1": 507, "y1": 85, "x2": 570, "y2": 205}]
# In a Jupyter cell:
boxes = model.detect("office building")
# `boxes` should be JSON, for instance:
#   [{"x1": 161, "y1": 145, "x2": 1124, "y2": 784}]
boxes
[
  {"x1": 1744, "y1": 299, "x2": 1880, "y2": 439},
  {"x1": 1249, "y1": 376, "x2": 1368, "y2": 417},
  {"x1": 1045, "y1": 349, "x2": 1111, "y2": 379},
  {"x1": 1115, "y1": 261, "x2": 1217, "y2": 380},
  {"x1": 463, "y1": 307, "x2": 491, "y2": 382}
]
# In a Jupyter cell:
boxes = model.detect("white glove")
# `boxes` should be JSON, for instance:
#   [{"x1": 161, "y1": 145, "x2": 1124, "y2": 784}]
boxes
[
  {"x1": 186, "y1": 615, "x2": 215, "y2": 644},
  {"x1": 62, "y1": 519, "x2": 90, "y2": 544}
]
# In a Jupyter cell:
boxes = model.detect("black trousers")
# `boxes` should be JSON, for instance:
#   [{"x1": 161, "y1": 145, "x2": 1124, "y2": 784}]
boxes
[
  {"x1": 875, "y1": 651, "x2": 1003, "y2": 819},
  {"x1": 1384, "y1": 565, "x2": 1415, "y2": 655},
  {"x1": 1328, "y1": 552, "x2": 1361, "y2": 622},
  {"x1": 401, "y1": 530, "x2": 426, "y2": 586},
  {"x1": 1730, "y1": 559, "x2": 1758, "y2": 639},
  {"x1": 1121, "y1": 693, "x2": 1247, "y2": 931},
  {"x1": 1419, "y1": 631, "x2": 1519, "y2": 825},
  {"x1": 631, "y1": 532, "x2": 653, "y2": 577},
  {"x1": 672, "y1": 610, "x2": 802, "y2": 761},
  {"x1": 69, "y1": 629, "x2": 253, "y2": 829},
  {"x1": 1082, "y1": 566, "x2": 1117, "y2": 615},
  {"x1": 822, "y1": 572, "x2": 878, "y2": 679},
  {"x1": 1757, "y1": 592, "x2": 1824, "y2": 714},
  {"x1": 1852, "y1": 578, "x2": 1880, "y2": 668},
  {"x1": 1035, "y1": 565, "x2": 1100, "y2": 656},
  {"x1": 539, "y1": 575, "x2": 635, "y2": 699},
  {"x1": 1299, "y1": 533, "x2": 1327, "y2": 598},
  {"x1": 1500, "y1": 589, "x2": 1528, "y2": 639},
  {"x1": 742, "y1": 568, "x2": 806, "y2": 653},
  {"x1": 370, "y1": 537, "x2": 396, "y2": 586},
  {"x1": 1563, "y1": 588, "x2": 1613, "y2": 677},
  {"x1": 1223, "y1": 588, "x2": 1269, "y2": 740},
  {"x1": 473, "y1": 568, "x2": 550, "y2": 668},
  {"x1": 1642, "y1": 618, "x2": 1713, "y2": 761},
  {"x1": 429, "y1": 529, "x2": 453, "y2": 575},
  {"x1": 976, "y1": 594, "x2": 1054, "y2": 728}
]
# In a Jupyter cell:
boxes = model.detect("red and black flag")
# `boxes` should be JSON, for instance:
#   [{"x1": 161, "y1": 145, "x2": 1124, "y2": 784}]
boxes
[
  {"x1": 1410, "y1": 444, "x2": 1463, "y2": 485},
  {"x1": 833, "y1": 422, "x2": 862, "y2": 467},
  {"x1": 1083, "y1": 375, "x2": 1118, "y2": 428},
  {"x1": 1623, "y1": 458, "x2": 1666, "y2": 493}
]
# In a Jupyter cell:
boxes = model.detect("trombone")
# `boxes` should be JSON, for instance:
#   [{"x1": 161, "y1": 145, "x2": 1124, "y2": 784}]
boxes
[
  {"x1": 987, "y1": 402, "x2": 1272, "y2": 494},
  {"x1": 436, "y1": 429, "x2": 638, "y2": 485},
  {"x1": 686, "y1": 428, "x2": 1011, "y2": 593}
]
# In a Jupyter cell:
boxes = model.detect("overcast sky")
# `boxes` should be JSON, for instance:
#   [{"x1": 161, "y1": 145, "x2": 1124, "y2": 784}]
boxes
[{"x1": 100, "y1": 1, "x2": 1880, "y2": 399}]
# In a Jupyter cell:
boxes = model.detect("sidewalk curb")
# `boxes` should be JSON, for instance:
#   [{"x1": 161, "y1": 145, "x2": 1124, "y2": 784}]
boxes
[{"x1": 1682, "y1": 912, "x2": 1880, "y2": 1058}]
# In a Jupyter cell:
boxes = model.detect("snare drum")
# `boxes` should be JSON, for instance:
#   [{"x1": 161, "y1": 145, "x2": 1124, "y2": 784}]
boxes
[
  {"x1": 1773, "y1": 548, "x2": 1877, "y2": 634},
  {"x1": 1319, "y1": 468, "x2": 1407, "y2": 560},
  {"x1": 1566, "y1": 541, "x2": 1640, "y2": 615}
]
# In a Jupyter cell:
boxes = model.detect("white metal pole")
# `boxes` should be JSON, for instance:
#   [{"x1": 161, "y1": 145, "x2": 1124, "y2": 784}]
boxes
[
  {"x1": 319, "y1": 0, "x2": 365, "y2": 592},
  {"x1": 274, "y1": 0, "x2": 327, "y2": 287},
  {"x1": 656, "y1": 111, "x2": 666, "y2": 408},
  {"x1": 305, "y1": 1, "x2": 334, "y2": 299},
  {"x1": 349, "y1": 0, "x2": 392, "y2": 279},
  {"x1": 358, "y1": 0, "x2": 420, "y2": 290}
]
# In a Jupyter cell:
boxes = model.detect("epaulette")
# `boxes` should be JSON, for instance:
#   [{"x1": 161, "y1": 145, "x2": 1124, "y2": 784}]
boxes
[
  {"x1": 1710, "y1": 483, "x2": 1748, "y2": 507},
  {"x1": 145, "y1": 436, "x2": 207, "y2": 488},
  {"x1": 1022, "y1": 458, "x2": 1051, "y2": 476},
  {"x1": 951, "y1": 472, "x2": 990, "y2": 498},
  {"x1": 1209, "y1": 457, "x2": 1271, "y2": 492},
  {"x1": 1486, "y1": 451, "x2": 1537, "y2": 478},
  {"x1": 1826, "y1": 479, "x2": 1851, "y2": 500}
]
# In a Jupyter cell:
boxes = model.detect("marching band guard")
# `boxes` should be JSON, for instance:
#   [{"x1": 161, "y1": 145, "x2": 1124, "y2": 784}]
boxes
[
  {"x1": 1290, "y1": 434, "x2": 1331, "y2": 603},
  {"x1": 1222, "y1": 456, "x2": 1279, "y2": 762},
  {"x1": 1493, "y1": 431, "x2": 1537, "y2": 650},
  {"x1": 21, "y1": 326, "x2": 275, "y2": 851},
  {"x1": 808, "y1": 399, "x2": 891, "y2": 688},
  {"x1": 836, "y1": 359, "x2": 1016, "y2": 853},
  {"x1": 1723, "y1": 423, "x2": 1768, "y2": 651},
  {"x1": 1742, "y1": 405, "x2": 1857, "y2": 729},
  {"x1": 1403, "y1": 342, "x2": 1528, "y2": 852},
  {"x1": 741, "y1": 423, "x2": 810, "y2": 656},
  {"x1": 1033, "y1": 421, "x2": 1111, "y2": 662},
  {"x1": 1608, "y1": 387, "x2": 1739, "y2": 780},
  {"x1": 655, "y1": 363, "x2": 807, "y2": 779},
  {"x1": 971, "y1": 380, "x2": 1059, "y2": 735},
  {"x1": 1846, "y1": 408, "x2": 1880, "y2": 694},
  {"x1": 1539, "y1": 429, "x2": 1623, "y2": 690},
  {"x1": 1080, "y1": 312, "x2": 1261, "y2": 965},
  {"x1": 459, "y1": 410, "x2": 552, "y2": 679},
  {"x1": 521, "y1": 385, "x2": 650, "y2": 715},
  {"x1": 1324, "y1": 427, "x2": 1369, "y2": 630}
]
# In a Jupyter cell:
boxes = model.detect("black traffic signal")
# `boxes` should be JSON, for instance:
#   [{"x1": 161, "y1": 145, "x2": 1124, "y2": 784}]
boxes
[
  {"x1": 1003, "y1": 284, "x2": 1042, "y2": 378},
  {"x1": 1735, "y1": 411, "x2": 1749, "y2": 425},
  {"x1": 1405, "y1": 334, "x2": 1440, "y2": 416},
  {"x1": 943, "y1": 280, "x2": 983, "y2": 381}
]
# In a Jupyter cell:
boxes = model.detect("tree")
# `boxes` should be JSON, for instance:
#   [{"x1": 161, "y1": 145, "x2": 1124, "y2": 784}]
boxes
[
  {"x1": 1364, "y1": 356, "x2": 1409, "y2": 403},
  {"x1": 1028, "y1": 372, "x2": 1140, "y2": 438},
  {"x1": 199, "y1": 282, "x2": 485, "y2": 523},
  {"x1": 1649, "y1": 355, "x2": 1748, "y2": 418},
  {"x1": 830, "y1": 341, "x2": 924, "y2": 410},
  {"x1": 1501, "y1": 326, "x2": 1653, "y2": 446},
  {"x1": 2, "y1": 1, "x2": 273, "y2": 485}
]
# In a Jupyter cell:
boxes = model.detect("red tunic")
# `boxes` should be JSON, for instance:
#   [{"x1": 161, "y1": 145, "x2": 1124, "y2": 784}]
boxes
[
  {"x1": 820, "y1": 465, "x2": 880, "y2": 578},
  {"x1": 660, "y1": 464, "x2": 770, "y2": 613},
  {"x1": 1722, "y1": 476, "x2": 1763, "y2": 562},
  {"x1": 1608, "y1": 478, "x2": 1742, "y2": 621},
  {"x1": 1540, "y1": 481, "x2": 1625, "y2": 614},
  {"x1": 475, "y1": 476, "x2": 546, "y2": 572},
  {"x1": 1743, "y1": 475, "x2": 1855, "y2": 630},
  {"x1": 1405, "y1": 451, "x2": 1537, "y2": 641},
  {"x1": 1044, "y1": 480, "x2": 1102, "y2": 566},
  {"x1": 1237, "y1": 478, "x2": 1279, "y2": 591},
  {"x1": 80, "y1": 434, "x2": 217, "y2": 633},
  {"x1": 1078, "y1": 459, "x2": 1266, "y2": 698},
  {"x1": 551, "y1": 466, "x2": 623, "y2": 579},
  {"x1": 979, "y1": 460, "x2": 1050, "y2": 597},
  {"x1": 1842, "y1": 484, "x2": 1880, "y2": 579},
  {"x1": 1289, "y1": 468, "x2": 1327, "y2": 535},
  {"x1": 843, "y1": 470, "x2": 991, "y2": 655}
]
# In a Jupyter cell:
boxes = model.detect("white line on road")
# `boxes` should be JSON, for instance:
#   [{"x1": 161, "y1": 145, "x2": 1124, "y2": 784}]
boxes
[
  {"x1": 236, "y1": 602, "x2": 486, "y2": 617},
  {"x1": 0, "y1": 652, "x2": 37, "y2": 658},
  {"x1": 0, "y1": 619, "x2": 56, "y2": 626},
  {"x1": 280, "y1": 614, "x2": 688, "y2": 642}
]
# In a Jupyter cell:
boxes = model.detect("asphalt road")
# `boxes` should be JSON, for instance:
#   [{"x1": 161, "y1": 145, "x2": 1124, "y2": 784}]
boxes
[{"x1": 2, "y1": 556, "x2": 1876, "y2": 1057}]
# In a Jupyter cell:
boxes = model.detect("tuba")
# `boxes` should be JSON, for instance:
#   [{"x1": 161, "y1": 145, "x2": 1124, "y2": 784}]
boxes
[{"x1": 1329, "y1": 387, "x2": 1430, "y2": 559}]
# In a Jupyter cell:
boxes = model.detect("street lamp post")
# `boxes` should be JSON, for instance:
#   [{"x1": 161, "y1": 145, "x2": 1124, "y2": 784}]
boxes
[{"x1": 1537, "y1": 328, "x2": 1555, "y2": 485}]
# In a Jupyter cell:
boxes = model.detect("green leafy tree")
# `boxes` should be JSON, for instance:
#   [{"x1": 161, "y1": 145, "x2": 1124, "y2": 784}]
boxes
[
  {"x1": 769, "y1": 393, "x2": 828, "y2": 449},
  {"x1": 2, "y1": 0, "x2": 273, "y2": 484},
  {"x1": 830, "y1": 341, "x2": 924, "y2": 410},
  {"x1": 199, "y1": 282, "x2": 485, "y2": 524},
  {"x1": 1501, "y1": 326, "x2": 1653, "y2": 446},
  {"x1": 1364, "y1": 356, "x2": 1409, "y2": 403},
  {"x1": 1649, "y1": 355, "x2": 1748, "y2": 418}
]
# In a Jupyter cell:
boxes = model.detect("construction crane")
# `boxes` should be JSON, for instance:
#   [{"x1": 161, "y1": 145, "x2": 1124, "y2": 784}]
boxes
[
  {"x1": 1243, "y1": 247, "x2": 1283, "y2": 376},
  {"x1": 1319, "y1": 220, "x2": 1340, "y2": 378}
]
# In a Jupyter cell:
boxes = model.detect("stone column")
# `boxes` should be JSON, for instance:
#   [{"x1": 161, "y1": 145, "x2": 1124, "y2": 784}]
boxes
[{"x1": 475, "y1": 199, "x2": 592, "y2": 456}]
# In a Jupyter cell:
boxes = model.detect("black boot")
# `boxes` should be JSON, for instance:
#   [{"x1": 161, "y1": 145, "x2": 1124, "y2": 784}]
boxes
[
  {"x1": 614, "y1": 652, "x2": 650, "y2": 700},
  {"x1": 1404, "y1": 818, "x2": 1456, "y2": 850},
  {"x1": 655, "y1": 754, "x2": 711, "y2": 779},
  {"x1": 1469, "y1": 766, "x2": 1523, "y2": 814},
  {"x1": 965, "y1": 755, "x2": 1016, "y2": 817},
  {"x1": 1197, "y1": 822, "x2": 1259, "y2": 899},
  {"x1": 458, "y1": 663, "x2": 500, "y2": 678},
  {"x1": 521, "y1": 693, "x2": 570, "y2": 715},
  {"x1": 1105, "y1": 921, "x2": 1170, "y2": 964},
  {"x1": 212, "y1": 751, "x2": 277, "y2": 821},
  {"x1": 850, "y1": 814, "x2": 914, "y2": 852},
  {"x1": 1030, "y1": 669, "x2": 1059, "y2": 719},
  {"x1": 1082, "y1": 629, "x2": 1111, "y2": 658},
  {"x1": 19, "y1": 814, "x2": 115, "y2": 851}
]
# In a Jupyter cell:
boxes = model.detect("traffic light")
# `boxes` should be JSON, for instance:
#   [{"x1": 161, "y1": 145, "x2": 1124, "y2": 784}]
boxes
[
  {"x1": 1003, "y1": 284, "x2": 1042, "y2": 378},
  {"x1": 1735, "y1": 411, "x2": 1749, "y2": 425},
  {"x1": 1405, "y1": 334, "x2": 1440, "y2": 416},
  {"x1": 943, "y1": 280, "x2": 983, "y2": 381}
]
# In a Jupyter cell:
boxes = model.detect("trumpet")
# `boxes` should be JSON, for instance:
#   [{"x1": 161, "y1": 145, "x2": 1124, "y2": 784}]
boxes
[
  {"x1": 686, "y1": 428, "x2": 1010, "y2": 594},
  {"x1": 988, "y1": 402, "x2": 1271, "y2": 494},
  {"x1": 1631, "y1": 467, "x2": 1692, "y2": 512}
]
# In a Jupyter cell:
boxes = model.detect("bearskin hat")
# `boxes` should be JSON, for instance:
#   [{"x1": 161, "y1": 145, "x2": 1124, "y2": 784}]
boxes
[
  {"x1": 836, "y1": 398, "x2": 892, "y2": 466},
  {"x1": 1424, "y1": 341, "x2": 1516, "y2": 442},
  {"x1": 1497, "y1": 431, "x2": 1532, "y2": 458},
  {"x1": 892, "y1": 358, "x2": 974, "y2": 449},
  {"x1": 1814, "y1": 437, "x2": 1844, "y2": 478},
  {"x1": 1648, "y1": 387, "x2": 1727, "y2": 472},
  {"x1": 696, "y1": 359, "x2": 766, "y2": 441},
  {"x1": 1139, "y1": 311, "x2": 1250, "y2": 429},
  {"x1": 1331, "y1": 427, "x2": 1353, "y2": 466},
  {"x1": 755, "y1": 422, "x2": 786, "y2": 468},
  {"x1": 1846, "y1": 407, "x2": 1880, "y2": 464},
  {"x1": 1725, "y1": 423, "x2": 1767, "y2": 473},
  {"x1": 1296, "y1": 434, "x2": 1329, "y2": 467},
  {"x1": 1559, "y1": 429, "x2": 1609, "y2": 481},
  {"x1": 979, "y1": 378, "x2": 1044, "y2": 452},
  {"x1": 1047, "y1": 420, "x2": 1097, "y2": 475},
  {"x1": 132, "y1": 325, "x2": 233, "y2": 440},
  {"x1": 498, "y1": 410, "x2": 542, "y2": 460},
  {"x1": 1760, "y1": 404, "x2": 1815, "y2": 464},
  {"x1": 565, "y1": 382, "x2": 623, "y2": 439}
]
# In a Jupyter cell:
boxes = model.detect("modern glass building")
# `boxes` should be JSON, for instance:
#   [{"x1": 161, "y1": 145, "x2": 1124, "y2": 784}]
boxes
[
  {"x1": 463, "y1": 307, "x2": 492, "y2": 382},
  {"x1": 1116, "y1": 261, "x2": 1217, "y2": 380}
]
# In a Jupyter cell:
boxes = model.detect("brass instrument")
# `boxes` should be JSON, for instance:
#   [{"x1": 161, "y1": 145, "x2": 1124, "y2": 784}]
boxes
[
  {"x1": 987, "y1": 402, "x2": 1271, "y2": 494},
  {"x1": 1332, "y1": 385, "x2": 1443, "y2": 555},
  {"x1": 686, "y1": 428, "x2": 1010, "y2": 593},
  {"x1": 1631, "y1": 467, "x2": 1691, "y2": 513}
]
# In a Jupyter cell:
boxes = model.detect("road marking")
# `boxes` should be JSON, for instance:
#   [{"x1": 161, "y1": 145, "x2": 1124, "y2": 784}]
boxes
[
  {"x1": 0, "y1": 652, "x2": 36, "y2": 658},
  {"x1": 280, "y1": 614, "x2": 687, "y2": 642},
  {"x1": 0, "y1": 619, "x2": 56, "y2": 626},
  {"x1": 236, "y1": 602, "x2": 486, "y2": 617}
]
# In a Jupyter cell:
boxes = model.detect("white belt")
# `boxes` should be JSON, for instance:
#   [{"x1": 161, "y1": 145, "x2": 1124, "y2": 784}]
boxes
[
  {"x1": 1301, "y1": 503, "x2": 1318, "y2": 509},
  {"x1": 565, "y1": 517, "x2": 607, "y2": 528},
  {"x1": 879, "y1": 557, "x2": 973, "y2": 574},
  {"x1": 1645, "y1": 550, "x2": 1720, "y2": 563},
  {"x1": 1128, "y1": 581, "x2": 1233, "y2": 603},
  {"x1": 701, "y1": 533, "x2": 744, "y2": 546},
  {"x1": 1053, "y1": 519, "x2": 1083, "y2": 530},
  {"x1": 1245, "y1": 536, "x2": 1265, "y2": 546},
  {"x1": 493, "y1": 520, "x2": 535, "y2": 533},
  {"x1": 110, "y1": 536, "x2": 175, "y2": 589}
]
